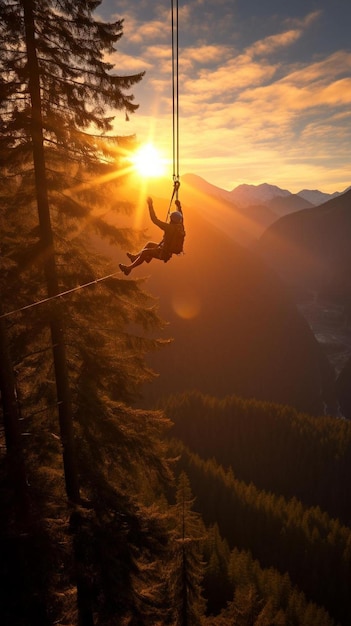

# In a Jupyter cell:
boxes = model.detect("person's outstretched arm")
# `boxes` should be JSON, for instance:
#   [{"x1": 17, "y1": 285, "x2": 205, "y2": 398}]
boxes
[{"x1": 147, "y1": 197, "x2": 167, "y2": 231}]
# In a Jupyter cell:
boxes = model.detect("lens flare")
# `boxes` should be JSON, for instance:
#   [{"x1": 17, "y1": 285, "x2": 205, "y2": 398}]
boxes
[{"x1": 172, "y1": 292, "x2": 201, "y2": 319}]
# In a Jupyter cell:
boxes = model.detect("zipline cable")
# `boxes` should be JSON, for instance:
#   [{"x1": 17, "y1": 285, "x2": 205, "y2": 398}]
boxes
[{"x1": 0, "y1": 269, "x2": 123, "y2": 320}]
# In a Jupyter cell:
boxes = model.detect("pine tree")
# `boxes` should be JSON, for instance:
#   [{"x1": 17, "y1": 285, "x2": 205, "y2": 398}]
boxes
[
  {"x1": 0, "y1": 313, "x2": 29, "y2": 521},
  {"x1": 202, "y1": 524, "x2": 232, "y2": 615},
  {"x1": 0, "y1": 0, "x2": 145, "y2": 502},
  {"x1": 168, "y1": 472, "x2": 206, "y2": 626}
]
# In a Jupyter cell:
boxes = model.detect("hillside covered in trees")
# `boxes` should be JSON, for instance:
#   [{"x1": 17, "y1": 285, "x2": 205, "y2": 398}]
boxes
[
  {"x1": 163, "y1": 391, "x2": 351, "y2": 624},
  {"x1": 1, "y1": 1, "x2": 351, "y2": 625}
]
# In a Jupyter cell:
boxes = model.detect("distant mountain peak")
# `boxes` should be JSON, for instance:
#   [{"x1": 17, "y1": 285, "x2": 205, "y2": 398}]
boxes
[
  {"x1": 297, "y1": 189, "x2": 340, "y2": 205},
  {"x1": 228, "y1": 182, "x2": 291, "y2": 207},
  {"x1": 233, "y1": 182, "x2": 290, "y2": 195}
]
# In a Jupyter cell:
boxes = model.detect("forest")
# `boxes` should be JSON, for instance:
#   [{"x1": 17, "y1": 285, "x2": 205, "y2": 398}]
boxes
[
  {"x1": 0, "y1": 1, "x2": 350, "y2": 625},
  {"x1": 165, "y1": 392, "x2": 351, "y2": 625}
]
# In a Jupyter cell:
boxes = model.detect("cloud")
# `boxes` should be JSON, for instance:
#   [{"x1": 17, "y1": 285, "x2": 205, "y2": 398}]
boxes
[
  {"x1": 250, "y1": 29, "x2": 304, "y2": 57},
  {"x1": 242, "y1": 51, "x2": 351, "y2": 116},
  {"x1": 183, "y1": 45, "x2": 229, "y2": 65},
  {"x1": 178, "y1": 12, "x2": 325, "y2": 105},
  {"x1": 127, "y1": 19, "x2": 170, "y2": 45},
  {"x1": 284, "y1": 10, "x2": 322, "y2": 30},
  {"x1": 288, "y1": 51, "x2": 351, "y2": 91}
]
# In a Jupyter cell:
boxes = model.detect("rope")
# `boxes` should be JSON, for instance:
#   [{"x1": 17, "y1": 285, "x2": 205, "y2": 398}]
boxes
[
  {"x1": 168, "y1": 0, "x2": 180, "y2": 220},
  {"x1": 166, "y1": 179, "x2": 181, "y2": 220},
  {"x1": 0, "y1": 269, "x2": 122, "y2": 320},
  {"x1": 171, "y1": 0, "x2": 179, "y2": 185}
]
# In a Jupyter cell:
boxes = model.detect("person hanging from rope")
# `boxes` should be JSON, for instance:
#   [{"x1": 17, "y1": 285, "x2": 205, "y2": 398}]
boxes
[
  {"x1": 119, "y1": 0, "x2": 184, "y2": 278},
  {"x1": 119, "y1": 194, "x2": 185, "y2": 276}
]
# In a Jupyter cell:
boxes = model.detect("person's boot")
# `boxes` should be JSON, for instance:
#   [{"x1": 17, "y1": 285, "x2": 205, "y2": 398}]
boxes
[{"x1": 119, "y1": 263, "x2": 131, "y2": 276}]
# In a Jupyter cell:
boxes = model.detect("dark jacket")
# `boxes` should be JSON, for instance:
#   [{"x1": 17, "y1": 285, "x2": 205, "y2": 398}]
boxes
[{"x1": 148, "y1": 204, "x2": 185, "y2": 261}]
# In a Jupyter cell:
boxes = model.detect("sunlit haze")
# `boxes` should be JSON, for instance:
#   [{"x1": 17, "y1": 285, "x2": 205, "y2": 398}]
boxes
[
  {"x1": 99, "y1": 0, "x2": 351, "y2": 194},
  {"x1": 130, "y1": 143, "x2": 167, "y2": 178}
]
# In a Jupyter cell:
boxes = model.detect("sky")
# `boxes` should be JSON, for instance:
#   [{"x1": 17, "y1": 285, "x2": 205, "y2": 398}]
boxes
[{"x1": 98, "y1": 0, "x2": 351, "y2": 193}]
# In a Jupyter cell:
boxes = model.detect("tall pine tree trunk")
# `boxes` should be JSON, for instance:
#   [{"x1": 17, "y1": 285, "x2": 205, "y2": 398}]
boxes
[
  {"x1": 23, "y1": 0, "x2": 80, "y2": 503},
  {"x1": 181, "y1": 497, "x2": 188, "y2": 626},
  {"x1": 181, "y1": 543, "x2": 189, "y2": 626},
  {"x1": 0, "y1": 314, "x2": 29, "y2": 521}
]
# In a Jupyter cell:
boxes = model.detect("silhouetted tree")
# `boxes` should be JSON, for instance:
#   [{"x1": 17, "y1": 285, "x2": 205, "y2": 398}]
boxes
[
  {"x1": 168, "y1": 472, "x2": 206, "y2": 626},
  {"x1": 0, "y1": 0, "x2": 144, "y2": 501},
  {"x1": 202, "y1": 524, "x2": 232, "y2": 615},
  {"x1": 0, "y1": 313, "x2": 28, "y2": 521},
  {"x1": 0, "y1": 1, "x2": 178, "y2": 624}
]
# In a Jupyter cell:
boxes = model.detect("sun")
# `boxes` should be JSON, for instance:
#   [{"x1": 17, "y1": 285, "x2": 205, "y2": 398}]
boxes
[{"x1": 131, "y1": 143, "x2": 166, "y2": 178}]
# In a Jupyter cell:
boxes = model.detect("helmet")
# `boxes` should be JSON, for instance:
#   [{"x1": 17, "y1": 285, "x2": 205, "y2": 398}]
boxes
[{"x1": 170, "y1": 211, "x2": 183, "y2": 223}]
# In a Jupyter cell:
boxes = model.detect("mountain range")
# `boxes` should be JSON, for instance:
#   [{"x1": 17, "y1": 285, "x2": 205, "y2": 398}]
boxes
[
  {"x1": 171, "y1": 175, "x2": 350, "y2": 246},
  {"x1": 182, "y1": 173, "x2": 347, "y2": 210}
]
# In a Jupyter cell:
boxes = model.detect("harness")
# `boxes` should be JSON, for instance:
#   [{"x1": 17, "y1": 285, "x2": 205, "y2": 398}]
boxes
[{"x1": 159, "y1": 221, "x2": 186, "y2": 262}]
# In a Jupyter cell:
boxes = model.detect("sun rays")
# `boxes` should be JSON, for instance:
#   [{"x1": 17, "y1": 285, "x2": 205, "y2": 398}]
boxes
[{"x1": 129, "y1": 143, "x2": 167, "y2": 178}]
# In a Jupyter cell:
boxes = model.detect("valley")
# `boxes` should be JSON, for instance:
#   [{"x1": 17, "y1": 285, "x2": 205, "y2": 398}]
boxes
[{"x1": 297, "y1": 292, "x2": 351, "y2": 376}]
